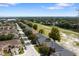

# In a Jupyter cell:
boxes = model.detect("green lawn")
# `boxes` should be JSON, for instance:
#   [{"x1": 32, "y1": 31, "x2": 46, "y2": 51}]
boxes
[
  {"x1": 31, "y1": 22, "x2": 79, "y2": 38},
  {"x1": 59, "y1": 28, "x2": 79, "y2": 38},
  {"x1": 32, "y1": 22, "x2": 52, "y2": 36}
]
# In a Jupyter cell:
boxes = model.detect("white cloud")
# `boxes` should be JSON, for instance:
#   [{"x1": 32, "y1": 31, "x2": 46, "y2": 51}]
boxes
[
  {"x1": 0, "y1": 3, "x2": 17, "y2": 7},
  {"x1": 0, "y1": 4, "x2": 9, "y2": 7},
  {"x1": 44, "y1": 3, "x2": 74, "y2": 10},
  {"x1": 47, "y1": 6, "x2": 63, "y2": 10},
  {"x1": 8, "y1": 3, "x2": 17, "y2": 6},
  {"x1": 56, "y1": 3, "x2": 73, "y2": 7}
]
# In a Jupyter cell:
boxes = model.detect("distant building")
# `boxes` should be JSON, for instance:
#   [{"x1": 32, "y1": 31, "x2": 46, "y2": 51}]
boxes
[{"x1": 7, "y1": 19, "x2": 16, "y2": 21}]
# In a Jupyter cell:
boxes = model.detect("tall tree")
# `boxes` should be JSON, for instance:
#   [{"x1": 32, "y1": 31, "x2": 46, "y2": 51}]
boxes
[
  {"x1": 49, "y1": 27, "x2": 61, "y2": 42},
  {"x1": 33, "y1": 24, "x2": 38, "y2": 30},
  {"x1": 39, "y1": 29, "x2": 44, "y2": 34}
]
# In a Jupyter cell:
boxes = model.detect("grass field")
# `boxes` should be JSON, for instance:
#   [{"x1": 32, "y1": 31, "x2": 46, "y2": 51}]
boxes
[
  {"x1": 31, "y1": 22, "x2": 79, "y2": 38},
  {"x1": 32, "y1": 22, "x2": 51, "y2": 36}
]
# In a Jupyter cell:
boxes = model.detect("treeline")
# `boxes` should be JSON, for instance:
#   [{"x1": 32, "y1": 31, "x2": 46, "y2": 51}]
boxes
[
  {"x1": 18, "y1": 22, "x2": 38, "y2": 44},
  {"x1": 0, "y1": 34, "x2": 14, "y2": 41},
  {"x1": 21, "y1": 17, "x2": 79, "y2": 33}
]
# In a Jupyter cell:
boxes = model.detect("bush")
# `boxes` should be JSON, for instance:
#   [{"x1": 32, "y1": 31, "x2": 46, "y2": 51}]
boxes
[
  {"x1": 3, "y1": 50, "x2": 10, "y2": 56},
  {"x1": 49, "y1": 27, "x2": 61, "y2": 42},
  {"x1": 19, "y1": 47, "x2": 24, "y2": 54},
  {"x1": 28, "y1": 33, "x2": 37, "y2": 44},
  {"x1": 25, "y1": 30, "x2": 32, "y2": 36},
  {"x1": 27, "y1": 22, "x2": 33, "y2": 27},
  {"x1": 20, "y1": 38, "x2": 25, "y2": 45},
  {"x1": 39, "y1": 29, "x2": 44, "y2": 34},
  {"x1": 18, "y1": 23, "x2": 26, "y2": 29},
  {"x1": 37, "y1": 44, "x2": 55, "y2": 56},
  {"x1": 33, "y1": 24, "x2": 38, "y2": 30},
  {"x1": 7, "y1": 34, "x2": 14, "y2": 40}
]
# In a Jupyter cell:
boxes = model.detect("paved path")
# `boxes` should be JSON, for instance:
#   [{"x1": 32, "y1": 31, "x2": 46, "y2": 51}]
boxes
[{"x1": 15, "y1": 23, "x2": 40, "y2": 56}]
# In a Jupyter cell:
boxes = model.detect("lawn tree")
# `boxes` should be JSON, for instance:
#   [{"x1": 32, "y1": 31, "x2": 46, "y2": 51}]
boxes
[
  {"x1": 39, "y1": 29, "x2": 44, "y2": 34},
  {"x1": 49, "y1": 27, "x2": 61, "y2": 42},
  {"x1": 33, "y1": 24, "x2": 38, "y2": 30},
  {"x1": 24, "y1": 30, "x2": 32, "y2": 36},
  {"x1": 0, "y1": 34, "x2": 14, "y2": 41},
  {"x1": 27, "y1": 22, "x2": 33, "y2": 27},
  {"x1": 28, "y1": 33, "x2": 38, "y2": 44},
  {"x1": 18, "y1": 22, "x2": 26, "y2": 30},
  {"x1": 38, "y1": 44, "x2": 55, "y2": 56}
]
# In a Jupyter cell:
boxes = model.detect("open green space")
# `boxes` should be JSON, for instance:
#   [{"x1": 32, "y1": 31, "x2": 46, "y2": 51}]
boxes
[{"x1": 31, "y1": 22, "x2": 79, "y2": 38}]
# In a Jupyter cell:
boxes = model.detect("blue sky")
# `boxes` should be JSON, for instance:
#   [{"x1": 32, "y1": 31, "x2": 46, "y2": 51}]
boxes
[{"x1": 0, "y1": 3, "x2": 78, "y2": 17}]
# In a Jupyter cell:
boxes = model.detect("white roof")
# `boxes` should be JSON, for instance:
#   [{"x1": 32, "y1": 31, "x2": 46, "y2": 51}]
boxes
[
  {"x1": 24, "y1": 40, "x2": 31, "y2": 43},
  {"x1": 19, "y1": 31, "x2": 24, "y2": 34},
  {"x1": 18, "y1": 29, "x2": 22, "y2": 31},
  {"x1": 21, "y1": 37, "x2": 28, "y2": 39}
]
